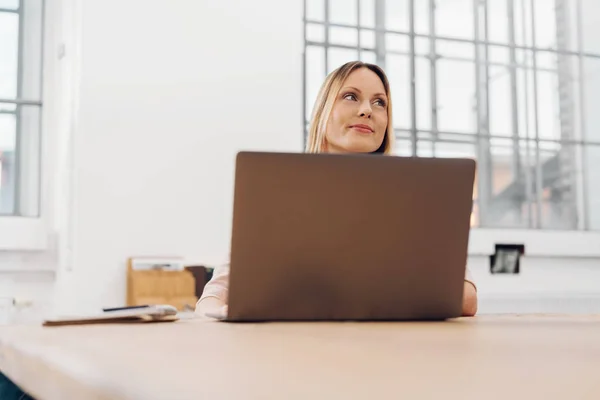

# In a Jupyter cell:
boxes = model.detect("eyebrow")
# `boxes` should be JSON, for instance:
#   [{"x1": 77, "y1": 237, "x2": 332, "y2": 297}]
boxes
[{"x1": 342, "y1": 86, "x2": 387, "y2": 99}]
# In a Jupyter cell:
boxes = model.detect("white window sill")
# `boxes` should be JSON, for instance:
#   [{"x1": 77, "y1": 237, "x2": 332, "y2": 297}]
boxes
[
  {"x1": 0, "y1": 217, "x2": 48, "y2": 251},
  {"x1": 1, "y1": 218, "x2": 598, "y2": 259},
  {"x1": 469, "y1": 228, "x2": 600, "y2": 258}
]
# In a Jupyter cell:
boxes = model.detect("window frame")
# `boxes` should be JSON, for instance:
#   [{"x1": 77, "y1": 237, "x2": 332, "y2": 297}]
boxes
[
  {"x1": 0, "y1": 0, "x2": 55, "y2": 251},
  {"x1": 0, "y1": 216, "x2": 47, "y2": 250},
  {"x1": 302, "y1": 0, "x2": 600, "y2": 257},
  {"x1": 303, "y1": 0, "x2": 600, "y2": 234}
]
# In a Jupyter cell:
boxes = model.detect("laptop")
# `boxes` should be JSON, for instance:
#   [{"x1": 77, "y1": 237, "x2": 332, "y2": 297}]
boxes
[{"x1": 211, "y1": 151, "x2": 475, "y2": 322}]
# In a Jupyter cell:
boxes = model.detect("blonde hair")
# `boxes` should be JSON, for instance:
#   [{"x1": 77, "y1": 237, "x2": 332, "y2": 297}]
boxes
[{"x1": 305, "y1": 61, "x2": 394, "y2": 154}]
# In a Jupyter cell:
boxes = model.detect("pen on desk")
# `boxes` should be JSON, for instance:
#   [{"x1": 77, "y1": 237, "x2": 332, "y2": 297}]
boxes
[{"x1": 103, "y1": 305, "x2": 150, "y2": 312}]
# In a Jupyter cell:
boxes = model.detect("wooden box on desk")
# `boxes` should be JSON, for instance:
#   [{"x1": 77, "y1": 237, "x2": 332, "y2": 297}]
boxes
[{"x1": 126, "y1": 258, "x2": 198, "y2": 310}]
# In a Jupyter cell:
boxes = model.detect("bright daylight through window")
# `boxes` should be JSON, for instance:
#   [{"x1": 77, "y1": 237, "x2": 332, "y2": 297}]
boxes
[
  {"x1": 0, "y1": 0, "x2": 44, "y2": 218},
  {"x1": 303, "y1": 0, "x2": 600, "y2": 231}
]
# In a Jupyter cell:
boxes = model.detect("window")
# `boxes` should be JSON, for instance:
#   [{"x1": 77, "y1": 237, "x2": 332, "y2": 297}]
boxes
[
  {"x1": 303, "y1": 0, "x2": 600, "y2": 231},
  {"x1": 0, "y1": 0, "x2": 46, "y2": 251},
  {"x1": 0, "y1": 0, "x2": 43, "y2": 218}
]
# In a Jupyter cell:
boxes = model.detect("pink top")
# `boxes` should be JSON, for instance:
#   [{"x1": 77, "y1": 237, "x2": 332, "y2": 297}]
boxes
[{"x1": 197, "y1": 260, "x2": 477, "y2": 308}]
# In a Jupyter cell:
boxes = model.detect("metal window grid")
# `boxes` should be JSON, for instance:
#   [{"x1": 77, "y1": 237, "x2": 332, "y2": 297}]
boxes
[{"x1": 302, "y1": 0, "x2": 600, "y2": 231}]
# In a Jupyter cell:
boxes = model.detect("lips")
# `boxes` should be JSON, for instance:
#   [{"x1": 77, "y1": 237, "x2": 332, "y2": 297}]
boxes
[{"x1": 349, "y1": 124, "x2": 374, "y2": 134}]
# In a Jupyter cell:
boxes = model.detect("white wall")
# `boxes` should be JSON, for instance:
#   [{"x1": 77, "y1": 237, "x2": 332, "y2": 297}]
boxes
[
  {"x1": 2, "y1": 0, "x2": 600, "y2": 321},
  {"x1": 470, "y1": 256, "x2": 600, "y2": 313},
  {"x1": 49, "y1": 0, "x2": 305, "y2": 314}
]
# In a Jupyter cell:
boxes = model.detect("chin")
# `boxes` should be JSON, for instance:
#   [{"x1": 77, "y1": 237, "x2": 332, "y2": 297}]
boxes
[{"x1": 345, "y1": 139, "x2": 382, "y2": 154}]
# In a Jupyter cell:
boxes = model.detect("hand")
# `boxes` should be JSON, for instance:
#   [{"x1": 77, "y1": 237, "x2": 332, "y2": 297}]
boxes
[
  {"x1": 195, "y1": 297, "x2": 228, "y2": 319},
  {"x1": 462, "y1": 281, "x2": 478, "y2": 316}
]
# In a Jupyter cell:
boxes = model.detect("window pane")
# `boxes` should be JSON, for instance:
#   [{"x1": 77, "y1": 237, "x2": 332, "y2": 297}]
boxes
[
  {"x1": 386, "y1": 54, "x2": 411, "y2": 129},
  {"x1": 327, "y1": 47, "x2": 358, "y2": 73},
  {"x1": 0, "y1": 113, "x2": 16, "y2": 215},
  {"x1": 0, "y1": 103, "x2": 16, "y2": 112},
  {"x1": 0, "y1": 113, "x2": 16, "y2": 149},
  {"x1": 539, "y1": 143, "x2": 580, "y2": 230},
  {"x1": 16, "y1": 0, "x2": 44, "y2": 101},
  {"x1": 582, "y1": 57, "x2": 600, "y2": 142},
  {"x1": 14, "y1": 104, "x2": 41, "y2": 217},
  {"x1": 488, "y1": 0, "x2": 508, "y2": 44},
  {"x1": 489, "y1": 46, "x2": 510, "y2": 66},
  {"x1": 436, "y1": 0, "x2": 474, "y2": 40},
  {"x1": 491, "y1": 145, "x2": 517, "y2": 195},
  {"x1": 417, "y1": 140, "x2": 434, "y2": 157},
  {"x1": 516, "y1": 48, "x2": 533, "y2": 70},
  {"x1": 306, "y1": 0, "x2": 325, "y2": 22},
  {"x1": 301, "y1": 0, "x2": 600, "y2": 234},
  {"x1": 306, "y1": 23, "x2": 325, "y2": 43},
  {"x1": 0, "y1": 0, "x2": 19, "y2": 9},
  {"x1": 359, "y1": 30, "x2": 376, "y2": 50},
  {"x1": 437, "y1": 133, "x2": 475, "y2": 143},
  {"x1": 537, "y1": 52, "x2": 557, "y2": 70},
  {"x1": 489, "y1": 66, "x2": 513, "y2": 136},
  {"x1": 485, "y1": 143, "x2": 531, "y2": 228},
  {"x1": 394, "y1": 138, "x2": 412, "y2": 157},
  {"x1": 0, "y1": 105, "x2": 42, "y2": 217},
  {"x1": 534, "y1": 0, "x2": 556, "y2": 50},
  {"x1": 329, "y1": 0, "x2": 357, "y2": 25},
  {"x1": 435, "y1": 141, "x2": 475, "y2": 159},
  {"x1": 396, "y1": 130, "x2": 411, "y2": 140},
  {"x1": 305, "y1": 46, "x2": 326, "y2": 121},
  {"x1": 414, "y1": 0, "x2": 429, "y2": 34},
  {"x1": 582, "y1": 0, "x2": 600, "y2": 55},
  {"x1": 386, "y1": 33, "x2": 409, "y2": 53},
  {"x1": 385, "y1": 0, "x2": 409, "y2": 32},
  {"x1": 585, "y1": 144, "x2": 600, "y2": 230},
  {"x1": 559, "y1": 54, "x2": 583, "y2": 140},
  {"x1": 536, "y1": 70, "x2": 561, "y2": 141},
  {"x1": 359, "y1": 0, "x2": 375, "y2": 28},
  {"x1": 513, "y1": 0, "x2": 532, "y2": 48},
  {"x1": 0, "y1": 12, "x2": 18, "y2": 99},
  {"x1": 415, "y1": 38, "x2": 429, "y2": 57},
  {"x1": 436, "y1": 40, "x2": 474, "y2": 59},
  {"x1": 329, "y1": 27, "x2": 357, "y2": 47},
  {"x1": 437, "y1": 60, "x2": 476, "y2": 133},
  {"x1": 516, "y1": 61, "x2": 536, "y2": 141},
  {"x1": 416, "y1": 131, "x2": 434, "y2": 142},
  {"x1": 360, "y1": 50, "x2": 376, "y2": 64},
  {"x1": 415, "y1": 57, "x2": 431, "y2": 131}
]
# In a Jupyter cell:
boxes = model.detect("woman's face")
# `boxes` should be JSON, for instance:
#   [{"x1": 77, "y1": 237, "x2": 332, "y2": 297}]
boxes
[{"x1": 325, "y1": 67, "x2": 389, "y2": 153}]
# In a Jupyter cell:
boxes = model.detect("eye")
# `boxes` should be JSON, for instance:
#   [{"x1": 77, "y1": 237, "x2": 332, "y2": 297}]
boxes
[
  {"x1": 374, "y1": 98, "x2": 387, "y2": 107},
  {"x1": 343, "y1": 93, "x2": 357, "y2": 101}
]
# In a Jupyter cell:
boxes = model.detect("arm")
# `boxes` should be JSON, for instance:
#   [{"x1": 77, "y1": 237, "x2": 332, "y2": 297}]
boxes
[
  {"x1": 461, "y1": 266, "x2": 478, "y2": 316},
  {"x1": 462, "y1": 280, "x2": 478, "y2": 316},
  {"x1": 195, "y1": 262, "x2": 230, "y2": 317}
]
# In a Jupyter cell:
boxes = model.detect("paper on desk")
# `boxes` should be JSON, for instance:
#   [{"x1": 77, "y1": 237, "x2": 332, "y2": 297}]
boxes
[{"x1": 42, "y1": 305, "x2": 179, "y2": 327}]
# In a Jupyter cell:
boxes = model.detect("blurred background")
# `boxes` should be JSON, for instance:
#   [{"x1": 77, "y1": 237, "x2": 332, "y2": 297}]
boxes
[
  {"x1": 0, "y1": 0, "x2": 599, "y2": 322},
  {"x1": 304, "y1": 0, "x2": 600, "y2": 232}
]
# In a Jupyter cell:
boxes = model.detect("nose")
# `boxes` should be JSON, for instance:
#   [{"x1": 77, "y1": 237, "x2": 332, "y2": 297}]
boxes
[{"x1": 358, "y1": 101, "x2": 372, "y2": 118}]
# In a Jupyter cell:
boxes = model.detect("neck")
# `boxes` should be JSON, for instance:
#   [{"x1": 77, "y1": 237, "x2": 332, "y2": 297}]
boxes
[{"x1": 323, "y1": 142, "x2": 346, "y2": 154}]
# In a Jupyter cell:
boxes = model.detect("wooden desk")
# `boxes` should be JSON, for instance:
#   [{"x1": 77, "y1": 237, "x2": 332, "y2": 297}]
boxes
[{"x1": 0, "y1": 314, "x2": 599, "y2": 399}]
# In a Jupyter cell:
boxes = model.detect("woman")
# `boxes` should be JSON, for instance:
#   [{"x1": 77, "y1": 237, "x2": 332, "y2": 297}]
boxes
[{"x1": 197, "y1": 61, "x2": 478, "y2": 317}]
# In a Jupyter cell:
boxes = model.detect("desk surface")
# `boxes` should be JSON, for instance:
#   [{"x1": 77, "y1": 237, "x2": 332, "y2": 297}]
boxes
[{"x1": 1, "y1": 314, "x2": 599, "y2": 400}]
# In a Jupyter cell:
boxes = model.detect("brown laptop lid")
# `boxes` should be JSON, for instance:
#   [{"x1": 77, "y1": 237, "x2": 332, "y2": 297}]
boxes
[{"x1": 228, "y1": 152, "x2": 475, "y2": 321}]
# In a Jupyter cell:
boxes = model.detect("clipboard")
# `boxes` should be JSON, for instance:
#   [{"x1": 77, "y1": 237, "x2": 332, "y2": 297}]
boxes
[{"x1": 43, "y1": 305, "x2": 179, "y2": 327}]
